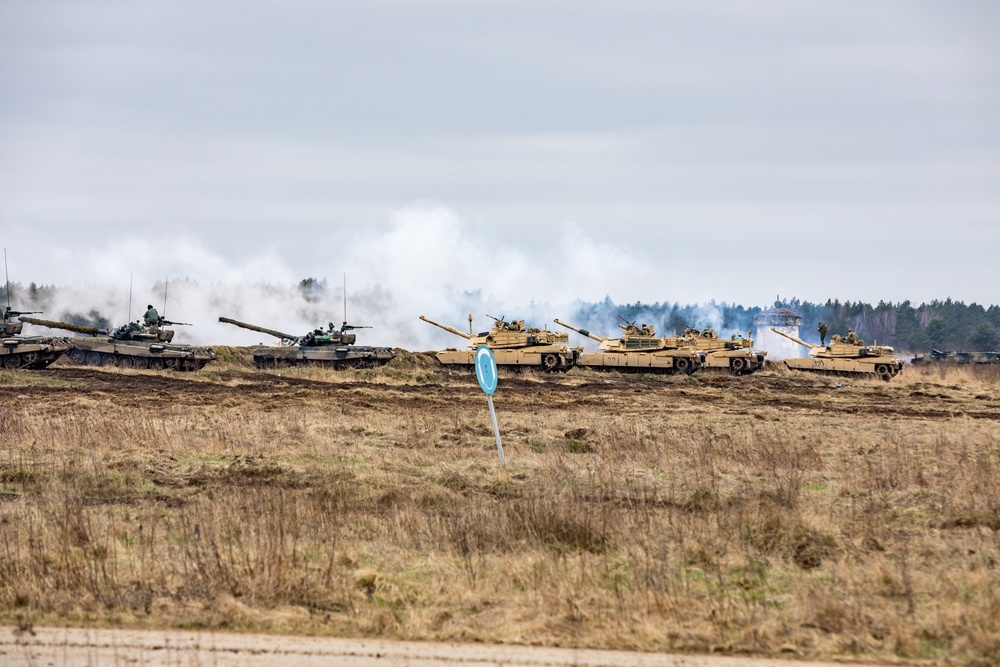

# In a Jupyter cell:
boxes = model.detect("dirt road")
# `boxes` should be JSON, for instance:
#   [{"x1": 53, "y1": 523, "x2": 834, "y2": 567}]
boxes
[{"x1": 1, "y1": 626, "x2": 866, "y2": 667}]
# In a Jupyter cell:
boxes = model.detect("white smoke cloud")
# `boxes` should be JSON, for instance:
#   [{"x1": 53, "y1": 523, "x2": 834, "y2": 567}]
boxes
[{"x1": 6, "y1": 203, "x2": 669, "y2": 350}]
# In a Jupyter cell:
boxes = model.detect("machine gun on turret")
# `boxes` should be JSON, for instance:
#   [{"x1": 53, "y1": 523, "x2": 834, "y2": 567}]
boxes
[
  {"x1": 158, "y1": 318, "x2": 192, "y2": 327},
  {"x1": 4, "y1": 307, "x2": 41, "y2": 322}
]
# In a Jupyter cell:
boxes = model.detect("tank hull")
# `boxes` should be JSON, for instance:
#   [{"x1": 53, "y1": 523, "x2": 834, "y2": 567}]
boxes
[
  {"x1": 1, "y1": 336, "x2": 70, "y2": 369},
  {"x1": 576, "y1": 349, "x2": 702, "y2": 374},
  {"x1": 252, "y1": 345, "x2": 395, "y2": 368},
  {"x1": 434, "y1": 346, "x2": 579, "y2": 372},
  {"x1": 63, "y1": 337, "x2": 216, "y2": 371},
  {"x1": 702, "y1": 349, "x2": 767, "y2": 375},
  {"x1": 783, "y1": 356, "x2": 903, "y2": 381}
]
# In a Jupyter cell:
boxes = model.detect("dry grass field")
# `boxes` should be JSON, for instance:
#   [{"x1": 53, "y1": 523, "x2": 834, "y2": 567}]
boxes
[{"x1": 0, "y1": 353, "x2": 998, "y2": 665}]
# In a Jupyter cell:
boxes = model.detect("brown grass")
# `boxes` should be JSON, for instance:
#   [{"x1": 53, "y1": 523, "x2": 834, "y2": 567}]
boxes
[{"x1": 0, "y1": 359, "x2": 998, "y2": 664}]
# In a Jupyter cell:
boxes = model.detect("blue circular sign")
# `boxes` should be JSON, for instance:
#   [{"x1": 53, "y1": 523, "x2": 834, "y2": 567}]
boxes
[{"x1": 474, "y1": 346, "x2": 498, "y2": 395}]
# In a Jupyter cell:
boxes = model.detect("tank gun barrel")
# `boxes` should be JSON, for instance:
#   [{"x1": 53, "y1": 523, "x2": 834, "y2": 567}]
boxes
[
  {"x1": 218, "y1": 316, "x2": 298, "y2": 343},
  {"x1": 553, "y1": 319, "x2": 610, "y2": 342},
  {"x1": 18, "y1": 316, "x2": 107, "y2": 336},
  {"x1": 769, "y1": 327, "x2": 817, "y2": 349},
  {"x1": 419, "y1": 315, "x2": 473, "y2": 340}
]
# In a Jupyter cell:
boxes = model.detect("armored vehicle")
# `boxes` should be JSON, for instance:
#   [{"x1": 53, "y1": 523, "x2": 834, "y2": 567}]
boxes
[
  {"x1": 911, "y1": 349, "x2": 1000, "y2": 365},
  {"x1": 2, "y1": 308, "x2": 71, "y2": 369},
  {"x1": 21, "y1": 316, "x2": 216, "y2": 371},
  {"x1": 553, "y1": 319, "x2": 704, "y2": 374},
  {"x1": 682, "y1": 327, "x2": 766, "y2": 375},
  {"x1": 769, "y1": 328, "x2": 903, "y2": 381},
  {"x1": 420, "y1": 315, "x2": 580, "y2": 371},
  {"x1": 218, "y1": 317, "x2": 395, "y2": 368}
]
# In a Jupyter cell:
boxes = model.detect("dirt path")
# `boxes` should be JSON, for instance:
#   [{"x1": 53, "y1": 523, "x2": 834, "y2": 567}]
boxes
[{"x1": 1, "y1": 627, "x2": 869, "y2": 667}]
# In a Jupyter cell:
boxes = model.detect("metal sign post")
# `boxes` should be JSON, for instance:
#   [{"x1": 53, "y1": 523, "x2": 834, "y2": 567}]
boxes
[{"x1": 474, "y1": 346, "x2": 505, "y2": 467}]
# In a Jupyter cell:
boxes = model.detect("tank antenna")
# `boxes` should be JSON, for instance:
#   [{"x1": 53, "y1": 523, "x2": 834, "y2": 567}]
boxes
[
  {"x1": 343, "y1": 273, "x2": 347, "y2": 324},
  {"x1": 128, "y1": 273, "x2": 133, "y2": 323},
  {"x1": 163, "y1": 276, "x2": 168, "y2": 318},
  {"x1": 4, "y1": 247, "x2": 10, "y2": 314}
]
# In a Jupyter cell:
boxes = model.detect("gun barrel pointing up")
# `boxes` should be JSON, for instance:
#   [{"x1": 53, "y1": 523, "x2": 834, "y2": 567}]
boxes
[
  {"x1": 769, "y1": 327, "x2": 817, "y2": 349},
  {"x1": 218, "y1": 317, "x2": 298, "y2": 343},
  {"x1": 419, "y1": 315, "x2": 474, "y2": 340},
  {"x1": 553, "y1": 319, "x2": 610, "y2": 342},
  {"x1": 18, "y1": 316, "x2": 106, "y2": 336}
]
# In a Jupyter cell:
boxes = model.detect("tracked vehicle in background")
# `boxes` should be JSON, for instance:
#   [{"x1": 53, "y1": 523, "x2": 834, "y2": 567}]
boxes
[
  {"x1": 682, "y1": 328, "x2": 766, "y2": 375},
  {"x1": 911, "y1": 349, "x2": 999, "y2": 365},
  {"x1": 21, "y1": 316, "x2": 216, "y2": 371},
  {"x1": 553, "y1": 319, "x2": 704, "y2": 374},
  {"x1": 419, "y1": 315, "x2": 580, "y2": 371},
  {"x1": 218, "y1": 317, "x2": 395, "y2": 368},
  {"x1": 2, "y1": 308, "x2": 70, "y2": 369},
  {"x1": 770, "y1": 327, "x2": 903, "y2": 381}
]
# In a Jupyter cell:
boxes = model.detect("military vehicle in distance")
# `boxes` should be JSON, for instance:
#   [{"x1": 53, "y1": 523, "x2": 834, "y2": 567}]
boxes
[
  {"x1": 911, "y1": 349, "x2": 999, "y2": 365},
  {"x1": 2, "y1": 307, "x2": 71, "y2": 369},
  {"x1": 419, "y1": 315, "x2": 580, "y2": 371},
  {"x1": 770, "y1": 327, "x2": 903, "y2": 381},
  {"x1": 20, "y1": 316, "x2": 216, "y2": 371},
  {"x1": 218, "y1": 317, "x2": 395, "y2": 368},
  {"x1": 682, "y1": 327, "x2": 766, "y2": 375},
  {"x1": 553, "y1": 319, "x2": 704, "y2": 374}
]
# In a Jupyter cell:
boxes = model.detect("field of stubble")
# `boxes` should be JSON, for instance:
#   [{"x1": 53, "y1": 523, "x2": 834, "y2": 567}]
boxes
[{"x1": 0, "y1": 352, "x2": 998, "y2": 666}]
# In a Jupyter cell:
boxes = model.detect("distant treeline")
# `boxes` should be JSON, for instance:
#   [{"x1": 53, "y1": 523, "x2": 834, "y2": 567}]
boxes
[{"x1": 570, "y1": 297, "x2": 1000, "y2": 353}]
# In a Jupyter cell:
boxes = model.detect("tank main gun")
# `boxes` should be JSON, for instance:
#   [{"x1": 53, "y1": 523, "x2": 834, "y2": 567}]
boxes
[
  {"x1": 552, "y1": 319, "x2": 611, "y2": 342},
  {"x1": 19, "y1": 316, "x2": 109, "y2": 336},
  {"x1": 218, "y1": 317, "x2": 298, "y2": 344},
  {"x1": 419, "y1": 315, "x2": 474, "y2": 340},
  {"x1": 769, "y1": 327, "x2": 818, "y2": 350}
]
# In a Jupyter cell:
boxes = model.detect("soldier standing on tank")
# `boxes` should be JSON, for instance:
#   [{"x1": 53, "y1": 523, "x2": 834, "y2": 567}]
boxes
[
  {"x1": 818, "y1": 322, "x2": 829, "y2": 345},
  {"x1": 143, "y1": 304, "x2": 160, "y2": 327}
]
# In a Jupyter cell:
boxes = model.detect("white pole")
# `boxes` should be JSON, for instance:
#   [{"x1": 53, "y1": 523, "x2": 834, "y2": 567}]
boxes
[{"x1": 486, "y1": 394, "x2": 505, "y2": 467}]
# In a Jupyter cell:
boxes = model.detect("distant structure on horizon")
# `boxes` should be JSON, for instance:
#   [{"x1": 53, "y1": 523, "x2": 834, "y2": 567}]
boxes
[{"x1": 754, "y1": 301, "x2": 803, "y2": 360}]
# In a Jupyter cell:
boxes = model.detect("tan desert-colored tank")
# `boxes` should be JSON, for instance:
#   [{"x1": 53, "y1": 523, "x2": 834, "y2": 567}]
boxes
[
  {"x1": 2, "y1": 308, "x2": 70, "y2": 369},
  {"x1": 419, "y1": 315, "x2": 580, "y2": 371},
  {"x1": 770, "y1": 327, "x2": 903, "y2": 381},
  {"x1": 21, "y1": 317, "x2": 216, "y2": 371},
  {"x1": 553, "y1": 319, "x2": 704, "y2": 374},
  {"x1": 681, "y1": 327, "x2": 767, "y2": 375}
]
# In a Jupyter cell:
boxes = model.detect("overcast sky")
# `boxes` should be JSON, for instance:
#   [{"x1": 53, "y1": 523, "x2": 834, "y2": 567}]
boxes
[{"x1": 2, "y1": 0, "x2": 998, "y2": 320}]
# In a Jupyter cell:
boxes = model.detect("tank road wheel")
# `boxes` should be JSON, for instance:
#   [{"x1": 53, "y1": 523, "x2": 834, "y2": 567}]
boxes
[
  {"x1": 101, "y1": 354, "x2": 118, "y2": 367},
  {"x1": 149, "y1": 358, "x2": 165, "y2": 371},
  {"x1": 132, "y1": 357, "x2": 149, "y2": 369},
  {"x1": 67, "y1": 349, "x2": 87, "y2": 364},
  {"x1": 85, "y1": 351, "x2": 103, "y2": 366},
  {"x1": 3, "y1": 355, "x2": 21, "y2": 370},
  {"x1": 117, "y1": 356, "x2": 134, "y2": 369},
  {"x1": 674, "y1": 357, "x2": 690, "y2": 374},
  {"x1": 730, "y1": 358, "x2": 746, "y2": 375},
  {"x1": 541, "y1": 353, "x2": 560, "y2": 372},
  {"x1": 876, "y1": 364, "x2": 892, "y2": 382}
]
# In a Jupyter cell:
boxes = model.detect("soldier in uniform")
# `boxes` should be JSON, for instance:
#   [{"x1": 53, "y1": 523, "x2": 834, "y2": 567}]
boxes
[
  {"x1": 143, "y1": 304, "x2": 160, "y2": 327},
  {"x1": 845, "y1": 330, "x2": 859, "y2": 344},
  {"x1": 818, "y1": 322, "x2": 829, "y2": 345}
]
